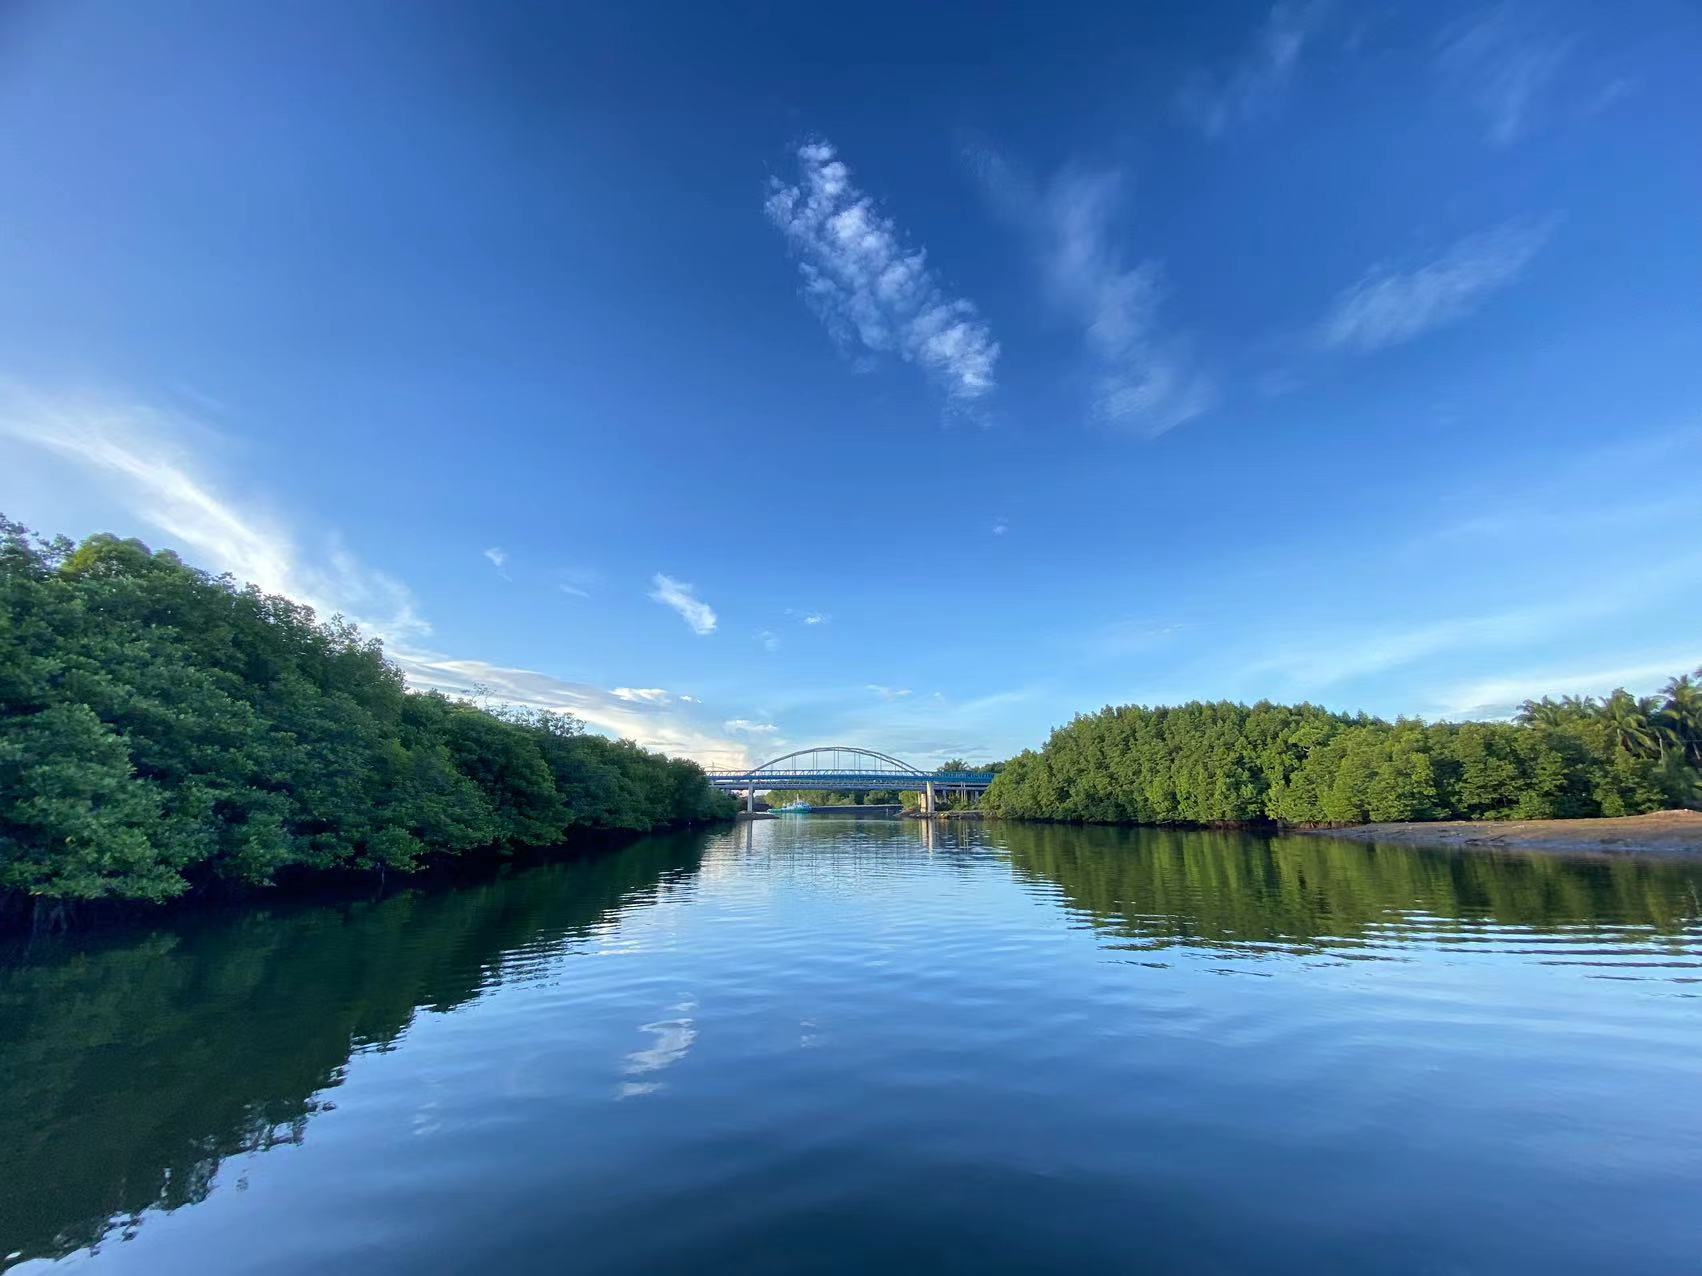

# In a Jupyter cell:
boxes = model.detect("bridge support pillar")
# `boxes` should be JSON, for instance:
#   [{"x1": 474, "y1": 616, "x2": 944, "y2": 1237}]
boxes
[
  {"x1": 923, "y1": 781, "x2": 935, "y2": 816},
  {"x1": 746, "y1": 788, "x2": 755, "y2": 813}
]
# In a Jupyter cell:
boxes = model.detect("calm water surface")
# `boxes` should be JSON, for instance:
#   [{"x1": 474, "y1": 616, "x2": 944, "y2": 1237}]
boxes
[{"x1": 4, "y1": 818, "x2": 1701, "y2": 1274}]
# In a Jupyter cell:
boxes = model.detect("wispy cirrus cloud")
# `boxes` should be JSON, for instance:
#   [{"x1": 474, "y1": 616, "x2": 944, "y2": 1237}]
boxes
[
  {"x1": 556, "y1": 565, "x2": 596, "y2": 600},
  {"x1": 1432, "y1": 656, "x2": 1702, "y2": 721},
  {"x1": 483, "y1": 546, "x2": 508, "y2": 570},
  {"x1": 1253, "y1": 611, "x2": 1545, "y2": 689},
  {"x1": 765, "y1": 139, "x2": 999, "y2": 404},
  {"x1": 1436, "y1": 5, "x2": 1573, "y2": 146},
  {"x1": 649, "y1": 572, "x2": 717, "y2": 635},
  {"x1": 0, "y1": 386, "x2": 429, "y2": 645},
  {"x1": 866, "y1": 684, "x2": 912, "y2": 701},
  {"x1": 1581, "y1": 76, "x2": 1636, "y2": 118},
  {"x1": 402, "y1": 656, "x2": 753, "y2": 765},
  {"x1": 832, "y1": 683, "x2": 1044, "y2": 767},
  {"x1": 1080, "y1": 619, "x2": 1191, "y2": 660},
  {"x1": 976, "y1": 153, "x2": 1215, "y2": 437},
  {"x1": 1317, "y1": 218, "x2": 1553, "y2": 353},
  {"x1": 1179, "y1": 1, "x2": 1328, "y2": 136},
  {"x1": 612, "y1": 687, "x2": 672, "y2": 704},
  {"x1": 1247, "y1": 551, "x2": 1702, "y2": 698},
  {"x1": 0, "y1": 385, "x2": 758, "y2": 766}
]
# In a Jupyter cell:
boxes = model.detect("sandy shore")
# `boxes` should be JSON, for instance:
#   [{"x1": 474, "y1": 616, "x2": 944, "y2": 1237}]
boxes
[{"x1": 1304, "y1": 809, "x2": 1702, "y2": 859}]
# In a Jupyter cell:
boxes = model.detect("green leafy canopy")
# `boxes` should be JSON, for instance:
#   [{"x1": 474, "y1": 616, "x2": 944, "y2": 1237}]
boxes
[{"x1": 0, "y1": 517, "x2": 736, "y2": 908}]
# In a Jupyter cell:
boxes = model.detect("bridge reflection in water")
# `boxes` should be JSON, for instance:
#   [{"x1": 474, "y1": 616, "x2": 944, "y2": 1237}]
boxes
[{"x1": 706, "y1": 746, "x2": 995, "y2": 814}]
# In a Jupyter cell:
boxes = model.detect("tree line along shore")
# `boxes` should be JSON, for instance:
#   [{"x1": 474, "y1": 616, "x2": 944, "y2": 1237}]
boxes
[
  {"x1": 979, "y1": 680, "x2": 1701, "y2": 825},
  {"x1": 4, "y1": 518, "x2": 1699, "y2": 918},
  {"x1": 1, "y1": 519, "x2": 736, "y2": 921}
]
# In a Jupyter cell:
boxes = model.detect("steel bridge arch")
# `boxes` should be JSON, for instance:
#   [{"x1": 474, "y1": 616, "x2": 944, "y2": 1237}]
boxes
[
  {"x1": 743, "y1": 745, "x2": 927, "y2": 775},
  {"x1": 706, "y1": 746, "x2": 994, "y2": 814}
]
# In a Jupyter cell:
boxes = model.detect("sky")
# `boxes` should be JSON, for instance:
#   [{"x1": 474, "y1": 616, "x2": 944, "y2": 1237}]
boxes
[{"x1": 2, "y1": 0, "x2": 1700, "y2": 769}]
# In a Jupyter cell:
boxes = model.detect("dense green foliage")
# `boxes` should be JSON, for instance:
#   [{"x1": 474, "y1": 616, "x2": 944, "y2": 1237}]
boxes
[
  {"x1": 766, "y1": 790, "x2": 906, "y2": 807},
  {"x1": 983, "y1": 684, "x2": 1702, "y2": 826},
  {"x1": 0, "y1": 520, "x2": 735, "y2": 908}
]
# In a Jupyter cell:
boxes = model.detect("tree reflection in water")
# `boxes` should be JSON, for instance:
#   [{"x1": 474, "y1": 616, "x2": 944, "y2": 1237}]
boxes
[
  {"x1": 0, "y1": 834, "x2": 706, "y2": 1268},
  {"x1": 3, "y1": 823, "x2": 1699, "y2": 1270}
]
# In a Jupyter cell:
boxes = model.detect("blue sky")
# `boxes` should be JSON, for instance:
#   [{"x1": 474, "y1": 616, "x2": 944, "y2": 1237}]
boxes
[{"x1": 3, "y1": 0, "x2": 1700, "y2": 767}]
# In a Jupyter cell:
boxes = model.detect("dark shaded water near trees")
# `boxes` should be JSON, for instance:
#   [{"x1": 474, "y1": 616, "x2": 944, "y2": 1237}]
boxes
[{"x1": 4, "y1": 818, "x2": 1701, "y2": 1274}]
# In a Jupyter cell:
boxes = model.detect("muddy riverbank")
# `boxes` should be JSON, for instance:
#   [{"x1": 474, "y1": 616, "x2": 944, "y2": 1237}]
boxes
[{"x1": 1304, "y1": 809, "x2": 1702, "y2": 859}]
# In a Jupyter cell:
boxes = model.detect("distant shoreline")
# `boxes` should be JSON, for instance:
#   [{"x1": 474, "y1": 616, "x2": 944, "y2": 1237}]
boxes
[{"x1": 1301, "y1": 810, "x2": 1702, "y2": 860}]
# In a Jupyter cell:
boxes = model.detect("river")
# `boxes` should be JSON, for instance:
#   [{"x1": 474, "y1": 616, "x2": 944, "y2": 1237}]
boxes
[{"x1": 3, "y1": 817, "x2": 1700, "y2": 1273}]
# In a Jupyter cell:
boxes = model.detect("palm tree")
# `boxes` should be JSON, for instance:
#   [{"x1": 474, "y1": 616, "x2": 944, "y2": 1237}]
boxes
[
  {"x1": 1637, "y1": 695, "x2": 1669, "y2": 761},
  {"x1": 1516, "y1": 696, "x2": 1566, "y2": 727},
  {"x1": 1598, "y1": 689, "x2": 1659, "y2": 758},
  {"x1": 1660, "y1": 673, "x2": 1702, "y2": 766}
]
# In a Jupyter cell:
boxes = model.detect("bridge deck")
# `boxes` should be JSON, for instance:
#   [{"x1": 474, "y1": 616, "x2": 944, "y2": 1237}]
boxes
[{"x1": 707, "y1": 770, "x2": 995, "y2": 791}]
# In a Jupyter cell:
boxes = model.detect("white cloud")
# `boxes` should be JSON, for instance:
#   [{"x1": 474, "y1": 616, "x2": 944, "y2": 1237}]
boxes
[
  {"x1": 1179, "y1": 2, "x2": 1326, "y2": 136},
  {"x1": 612, "y1": 687, "x2": 672, "y2": 703},
  {"x1": 830, "y1": 683, "x2": 1043, "y2": 767},
  {"x1": 866, "y1": 684, "x2": 913, "y2": 701},
  {"x1": 1, "y1": 386, "x2": 757, "y2": 767},
  {"x1": 483, "y1": 546, "x2": 508, "y2": 570},
  {"x1": 399, "y1": 654, "x2": 752, "y2": 765},
  {"x1": 1082, "y1": 619, "x2": 1189, "y2": 658},
  {"x1": 802, "y1": 611, "x2": 828, "y2": 626},
  {"x1": 554, "y1": 566, "x2": 597, "y2": 599},
  {"x1": 757, "y1": 629, "x2": 780, "y2": 652},
  {"x1": 1437, "y1": 5, "x2": 1573, "y2": 146},
  {"x1": 1317, "y1": 218, "x2": 1553, "y2": 353},
  {"x1": 766, "y1": 140, "x2": 1000, "y2": 403},
  {"x1": 649, "y1": 572, "x2": 717, "y2": 635},
  {"x1": 1042, "y1": 170, "x2": 1216, "y2": 435},
  {"x1": 1434, "y1": 655, "x2": 1702, "y2": 721},
  {"x1": 1255, "y1": 613, "x2": 1537, "y2": 689},
  {"x1": 1248, "y1": 554, "x2": 1702, "y2": 695},
  {"x1": 976, "y1": 155, "x2": 1214, "y2": 437},
  {"x1": 991, "y1": 518, "x2": 1008, "y2": 536},
  {"x1": 0, "y1": 387, "x2": 429, "y2": 645},
  {"x1": 724, "y1": 719, "x2": 780, "y2": 735}
]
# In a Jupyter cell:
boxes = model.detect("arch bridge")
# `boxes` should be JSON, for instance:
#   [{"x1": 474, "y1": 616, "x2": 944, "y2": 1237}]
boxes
[{"x1": 706, "y1": 746, "x2": 995, "y2": 814}]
